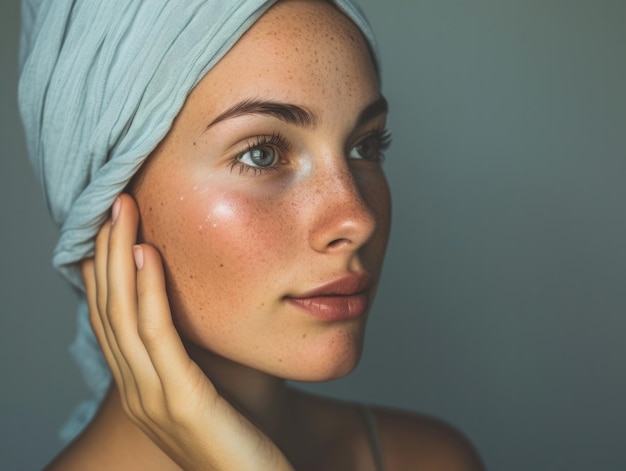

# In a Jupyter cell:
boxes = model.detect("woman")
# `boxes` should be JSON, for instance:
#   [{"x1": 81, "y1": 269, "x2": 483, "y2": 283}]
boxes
[{"x1": 19, "y1": 0, "x2": 483, "y2": 469}]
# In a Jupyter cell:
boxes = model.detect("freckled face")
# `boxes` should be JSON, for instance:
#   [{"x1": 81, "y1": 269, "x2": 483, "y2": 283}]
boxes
[{"x1": 131, "y1": 0, "x2": 391, "y2": 381}]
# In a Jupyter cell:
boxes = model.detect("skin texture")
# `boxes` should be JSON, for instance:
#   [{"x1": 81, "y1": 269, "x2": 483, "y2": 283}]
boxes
[{"x1": 46, "y1": 1, "x2": 484, "y2": 469}]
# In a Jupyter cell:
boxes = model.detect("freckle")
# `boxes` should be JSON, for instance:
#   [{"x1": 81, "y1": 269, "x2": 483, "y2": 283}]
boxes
[
  {"x1": 278, "y1": 358, "x2": 283, "y2": 363},
  {"x1": 193, "y1": 141, "x2": 196, "y2": 146},
  {"x1": 219, "y1": 264, "x2": 224, "y2": 268},
  {"x1": 302, "y1": 334, "x2": 307, "y2": 339}
]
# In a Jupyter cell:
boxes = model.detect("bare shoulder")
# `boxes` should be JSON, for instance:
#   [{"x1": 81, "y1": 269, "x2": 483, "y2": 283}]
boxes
[{"x1": 373, "y1": 406, "x2": 485, "y2": 471}]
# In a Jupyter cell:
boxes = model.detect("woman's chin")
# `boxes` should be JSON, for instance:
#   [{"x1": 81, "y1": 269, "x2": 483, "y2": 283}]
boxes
[
  {"x1": 278, "y1": 341, "x2": 364, "y2": 383},
  {"x1": 182, "y1": 328, "x2": 364, "y2": 383},
  {"x1": 286, "y1": 361, "x2": 360, "y2": 383}
]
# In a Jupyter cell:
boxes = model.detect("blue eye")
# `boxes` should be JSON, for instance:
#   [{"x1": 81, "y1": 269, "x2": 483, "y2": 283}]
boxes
[
  {"x1": 238, "y1": 146, "x2": 278, "y2": 168},
  {"x1": 229, "y1": 133, "x2": 289, "y2": 176},
  {"x1": 348, "y1": 128, "x2": 392, "y2": 161}
]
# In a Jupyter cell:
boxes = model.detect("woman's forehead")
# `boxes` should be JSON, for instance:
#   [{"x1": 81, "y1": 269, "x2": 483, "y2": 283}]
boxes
[
  {"x1": 254, "y1": 0, "x2": 361, "y2": 38},
  {"x1": 181, "y1": 0, "x2": 379, "y2": 131},
  {"x1": 223, "y1": 0, "x2": 371, "y2": 78}
]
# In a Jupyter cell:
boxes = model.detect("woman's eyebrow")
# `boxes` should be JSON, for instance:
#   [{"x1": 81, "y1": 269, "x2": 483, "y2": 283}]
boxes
[
  {"x1": 207, "y1": 99, "x2": 318, "y2": 129},
  {"x1": 206, "y1": 95, "x2": 388, "y2": 130},
  {"x1": 355, "y1": 96, "x2": 388, "y2": 127}
]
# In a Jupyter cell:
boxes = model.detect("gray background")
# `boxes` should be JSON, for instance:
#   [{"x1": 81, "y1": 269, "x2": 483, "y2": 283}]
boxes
[{"x1": 2, "y1": 0, "x2": 625, "y2": 469}]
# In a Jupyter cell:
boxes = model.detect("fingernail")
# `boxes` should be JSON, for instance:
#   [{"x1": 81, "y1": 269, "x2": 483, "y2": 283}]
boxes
[
  {"x1": 133, "y1": 245, "x2": 144, "y2": 270},
  {"x1": 111, "y1": 197, "x2": 121, "y2": 224}
]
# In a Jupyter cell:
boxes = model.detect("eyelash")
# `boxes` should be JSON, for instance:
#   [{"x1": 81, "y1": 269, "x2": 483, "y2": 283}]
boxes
[{"x1": 228, "y1": 127, "x2": 392, "y2": 176}]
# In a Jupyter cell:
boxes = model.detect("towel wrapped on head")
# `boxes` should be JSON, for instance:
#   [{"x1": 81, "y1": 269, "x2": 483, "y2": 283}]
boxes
[{"x1": 18, "y1": 0, "x2": 378, "y2": 442}]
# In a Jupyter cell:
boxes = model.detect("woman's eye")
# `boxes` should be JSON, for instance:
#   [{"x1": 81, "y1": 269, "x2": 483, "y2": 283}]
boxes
[
  {"x1": 348, "y1": 129, "x2": 392, "y2": 161},
  {"x1": 349, "y1": 136, "x2": 378, "y2": 160},
  {"x1": 237, "y1": 145, "x2": 278, "y2": 168},
  {"x1": 229, "y1": 133, "x2": 289, "y2": 176}
]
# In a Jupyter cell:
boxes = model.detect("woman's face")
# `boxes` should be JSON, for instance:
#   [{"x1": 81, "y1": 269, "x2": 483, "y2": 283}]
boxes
[{"x1": 131, "y1": 0, "x2": 391, "y2": 381}]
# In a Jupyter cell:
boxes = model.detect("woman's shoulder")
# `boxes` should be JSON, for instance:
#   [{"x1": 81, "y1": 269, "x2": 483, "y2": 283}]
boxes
[
  {"x1": 294, "y1": 390, "x2": 484, "y2": 471},
  {"x1": 370, "y1": 405, "x2": 485, "y2": 471}
]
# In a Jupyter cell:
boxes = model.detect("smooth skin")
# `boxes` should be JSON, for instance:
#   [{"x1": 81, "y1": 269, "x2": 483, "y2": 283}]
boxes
[{"x1": 47, "y1": 1, "x2": 484, "y2": 469}]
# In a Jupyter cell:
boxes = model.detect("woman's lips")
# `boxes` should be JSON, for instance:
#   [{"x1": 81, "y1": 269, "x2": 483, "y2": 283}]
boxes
[
  {"x1": 286, "y1": 294, "x2": 369, "y2": 321},
  {"x1": 285, "y1": 273, "x2": 373, "y2": 322}
]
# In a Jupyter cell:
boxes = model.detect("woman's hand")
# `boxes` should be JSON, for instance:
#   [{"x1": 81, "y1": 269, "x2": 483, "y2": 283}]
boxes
[{"x1": 81, "y1": 194, "x2": 293, "y2": 471}]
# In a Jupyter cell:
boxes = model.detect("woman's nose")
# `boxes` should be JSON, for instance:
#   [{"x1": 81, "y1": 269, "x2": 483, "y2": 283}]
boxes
[{"x1": 308, "y1": 162, "x2": 377, "y2": 254}]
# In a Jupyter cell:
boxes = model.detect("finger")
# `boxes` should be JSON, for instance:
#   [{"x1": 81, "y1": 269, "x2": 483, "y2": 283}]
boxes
[
  {"x1": 82, "y1": 259, "x2": 112, "y2": 363},
  {"x1": 106, "y1": 194, "x2": 140, "y2": 340},
  {"x1": 93, "y1": 219, "x2": 125, "y2": 364},
  {"x1": 81, "y1": 258, "x2": 100, "y2": 337},
  {"x1": 105, "y1": 195, "x2": 160, "y2": 386},
  {"x1": 94, "y1": 221, "x2": 112, "y2": 319},
  {"x1": 90, "y1": 219, "x2": 132, "y2": 394}
]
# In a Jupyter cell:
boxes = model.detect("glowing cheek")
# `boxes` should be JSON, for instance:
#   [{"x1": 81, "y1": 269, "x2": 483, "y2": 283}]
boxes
[
  {"x1": 182, "y1": 190, "x2": 293, "y2": 283},
  {"x1": 163, "y1": 193, "x2": 277, "y2": 339},
  {"x1": 197, "y1": 198, "x2": 236, "y2": 232},
  {"x1": 152, "y1": 177, "x2": 301, "y2": 334},
  {"x1": 188, "y1": 195, "x2": 256, "y2": 265}
]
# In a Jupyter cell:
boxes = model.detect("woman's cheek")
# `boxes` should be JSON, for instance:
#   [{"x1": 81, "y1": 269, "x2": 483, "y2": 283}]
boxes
[{"x1": 157, "y1": 187, "x2": 297, "y2": 345}]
